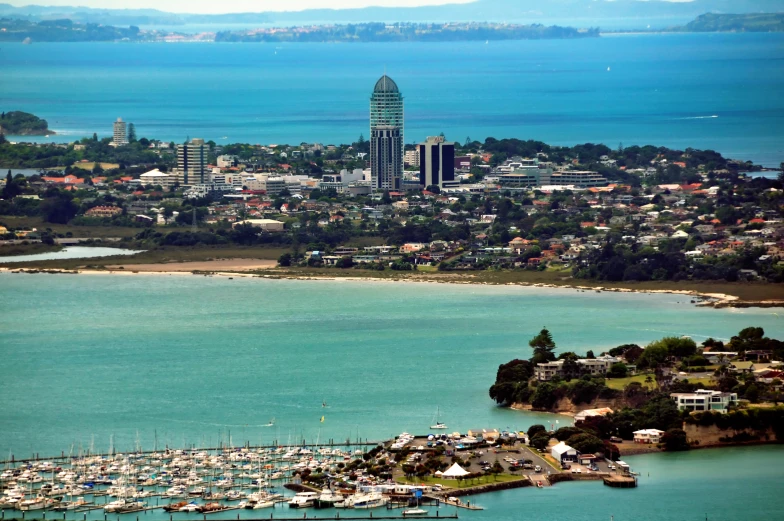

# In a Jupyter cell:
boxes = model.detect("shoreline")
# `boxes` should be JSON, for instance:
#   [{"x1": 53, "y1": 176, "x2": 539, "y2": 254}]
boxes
[{"x1": 2, "y1": 264, "x2": 782, "y2": 308}]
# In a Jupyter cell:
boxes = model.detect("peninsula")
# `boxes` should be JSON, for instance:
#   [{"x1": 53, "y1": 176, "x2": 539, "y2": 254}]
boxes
[
  {"x1": 0, "y1": 111, "x2": 55, "y2": 136},
  {"x1": 1, "y1": 127, "x2": 782, "y2": 305}
]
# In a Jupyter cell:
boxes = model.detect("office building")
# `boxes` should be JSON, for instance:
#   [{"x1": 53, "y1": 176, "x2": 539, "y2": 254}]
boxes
[
  {"x1": 370, "y1": 75, "x2": 404, "y2": 191},
  {"x1": 177, "y1": 138, "x2": 208, "y2": 185},
  {"x1": 112, "y1": 118, "x2": 128, "y2": 146},
  {"x1": 370, "y1": 126, "x2": 403, "y2": 191},
  {"x1": 419, "y1": 136, "x2": 457, "y2": 189}
]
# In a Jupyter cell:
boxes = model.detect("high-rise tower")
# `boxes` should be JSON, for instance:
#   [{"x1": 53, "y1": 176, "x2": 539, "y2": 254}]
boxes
[
  {"x1": 112, "y1": 118, "x2": 128, "y2": 146},
  {"x1": 177, "y1": 138, "x2": 208, "y2": 185},
  {"x1": 370, "y1": 75, "x2": 404, "y2": 191}
]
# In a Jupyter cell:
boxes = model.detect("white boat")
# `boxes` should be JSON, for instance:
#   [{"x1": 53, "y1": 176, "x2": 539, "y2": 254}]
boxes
[
  {"x1": 288, "y1": 491, "x2": 318, "y2": 508},
  {"x1": 430, "y1": 406, "x2": 447, "y2": 430},
  {"x1": 252, "y1": 500, "x2": 274, "y2": 509},
  {"x1": 352, "y1": 491, "x2": 388, "y2": 509},
  {"x1": 314, "y1": 488, "x2": 343, "y2": 508},
  {"x1": 54, "y1": 497, "x2": 88, "y2": 511},
  {"x1": 402, "y1": 507, "x2": 429, "y2": 516},
  {"x1": 179, "y1": 503, "x2": 200, "y2": 512}
]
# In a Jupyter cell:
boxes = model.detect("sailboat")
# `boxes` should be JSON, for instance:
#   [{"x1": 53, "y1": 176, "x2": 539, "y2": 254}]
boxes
[
  {"x1": 264, "y1": 418, "x2": 275, "y2": 427},
  {"x1": 430, "y1": 406, "x2": 447, "y2": 430}
]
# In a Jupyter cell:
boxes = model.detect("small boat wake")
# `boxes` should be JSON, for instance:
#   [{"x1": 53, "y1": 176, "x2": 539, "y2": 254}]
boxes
[{"x1": 679, "y1": 115, "x2": 719, "y2": 120}]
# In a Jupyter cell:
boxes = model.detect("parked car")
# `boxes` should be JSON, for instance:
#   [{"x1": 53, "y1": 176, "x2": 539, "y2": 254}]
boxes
[
  {"x1": 534, "y1": 466, "x2": 542, "y2": 473},
  {"x1": 571, "y1": 468, "x2": 582, "y2": 474},
  {"x1": 561, "y1": 463, "x2": 571, "y2": 470},
  {"x1": 609, "y1": 436, "x2": 623, "y2": 443}
]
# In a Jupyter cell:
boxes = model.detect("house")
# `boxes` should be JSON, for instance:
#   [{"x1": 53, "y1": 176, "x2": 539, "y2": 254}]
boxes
[
  {"x1": 574, "y1": 407, "x2": 614, "y2": 423},
  {"x1": 85, "y1": 205, "x2": 122, "y2": 218},
  {"x1": 670, "y1": 389, "x2": 738, "y2": 413},
  {"x1": 633, "y1": 429, "x2": 664, "y2": 444},
  {"x1": 466, "y1": 428, "x2": 500, "y2": 442},
  {"x1": 232, "y1": 219, "x2": 284, "y2": 232},
  {"x1": 551, "y1": 441, "x2": 578, "y2": 464}
]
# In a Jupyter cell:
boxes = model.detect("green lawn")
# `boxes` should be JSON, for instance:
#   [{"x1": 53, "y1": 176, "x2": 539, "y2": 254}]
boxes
[
  {"x1": 605, "y1": 373, "x2": 715, "y2": 390},
  {"x1": 399, "y1": 474, "x2": 525, "y2": 489},
  {"x1": 605, "y1": 374, "x2": 656, "y2": 390}
]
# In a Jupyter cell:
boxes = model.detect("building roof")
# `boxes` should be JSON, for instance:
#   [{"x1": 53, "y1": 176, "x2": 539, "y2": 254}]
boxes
[
  {"x1": 551, "y1": 441, "x2": 576, "y2": 455},
  {"x1": 374, "y1": 74, "x2": 399, "y2": 94}
]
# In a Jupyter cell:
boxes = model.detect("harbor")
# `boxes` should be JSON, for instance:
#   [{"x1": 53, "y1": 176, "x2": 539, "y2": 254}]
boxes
[{"x1": 0, "y1": 428, "x2": 642, "y2": 521}]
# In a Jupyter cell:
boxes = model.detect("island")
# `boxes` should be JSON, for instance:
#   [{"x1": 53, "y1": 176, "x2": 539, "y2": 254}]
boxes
[
  {"x1": 0, "y1": 111, "x2": 55, "y2": 136},
  {"x1": 677, "y1": 13, "x2": 784, "y2": 33},
  {"x1": 0, "y1": 18, "x2": 599, "y2": 43}
]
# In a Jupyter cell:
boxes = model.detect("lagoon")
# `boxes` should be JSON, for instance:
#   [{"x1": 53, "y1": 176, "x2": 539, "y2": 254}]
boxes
[{"x1": 0, "y1": 246, "x2": 144, "y2": 263}]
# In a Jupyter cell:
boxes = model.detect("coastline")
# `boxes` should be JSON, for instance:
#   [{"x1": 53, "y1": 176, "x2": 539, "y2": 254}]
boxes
[{"x1": 2, "y1": 263, "x2": 782, "y2": 308}]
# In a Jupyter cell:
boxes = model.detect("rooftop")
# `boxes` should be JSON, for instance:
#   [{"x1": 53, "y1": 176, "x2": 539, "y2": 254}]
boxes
[{"x1": 374, "y1": 74, "x2": 399, "y2": 94}]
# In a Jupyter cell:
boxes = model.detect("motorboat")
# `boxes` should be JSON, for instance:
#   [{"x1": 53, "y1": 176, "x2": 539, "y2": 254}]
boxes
[
  {"x1": 288, "y1": 491, "x2": 319, "y2": 508},
  {"x1": 352, "y1": 491, "x2": 388, "y2": 509},
  {"x1": 314, "y1": 488, "x2": 343, "y2": 508},
  {"x1": 178, "y1": 503, "x2": 200, "y2": 512},
  {"x1": 54, "y1": 497, "x2": 88, "y2": 511}
]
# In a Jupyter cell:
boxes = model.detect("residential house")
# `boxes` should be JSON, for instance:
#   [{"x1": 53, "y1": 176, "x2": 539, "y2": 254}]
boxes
[{"x1": 633, "y1": 429, "x2": 664, "y2": 444}]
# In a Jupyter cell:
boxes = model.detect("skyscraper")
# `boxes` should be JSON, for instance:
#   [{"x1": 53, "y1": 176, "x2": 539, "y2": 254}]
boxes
[
  {"x1": 112, "y1": 117, "x2": 128, "y2": 146},
  {"x1": 419, "y1": 136, "x2": 456, "y2": 190},
  {"x1": 177, "y1": 138, "x2": 208, "y2": 185},
  {"x1": 370, "y1": 75, "x2": 404, "y2": 191}
]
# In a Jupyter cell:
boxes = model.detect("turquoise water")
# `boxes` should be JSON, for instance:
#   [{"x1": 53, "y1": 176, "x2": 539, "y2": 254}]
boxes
[
  {"x1": 1, "y1": 274, "x2": 783, "y2": 519},
  {"x1": 1, "y1": 33, "x2": 783, "y2": 166},
  {"x1": 1, "y1": 273, "x2": 782, "y2": 457},
  {"x1": 0, "y1": 246, "x2": 144, "y2": 263}
]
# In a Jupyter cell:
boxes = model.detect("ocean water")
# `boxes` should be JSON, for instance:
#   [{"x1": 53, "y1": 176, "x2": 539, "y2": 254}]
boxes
[
  {"x1": 1, "y1": 33, "x2": 783, "y2": 166},
  {"x1": 1, "y1": 273, "x2": 782, "y2": 457},
  {"x1": 1, "y1": 274, "x2": 784, "y2": 520}
]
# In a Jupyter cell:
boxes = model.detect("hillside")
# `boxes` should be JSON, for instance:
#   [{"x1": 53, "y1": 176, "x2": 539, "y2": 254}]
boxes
[
  {"x1": 681, "y1": 13, "x2": 784, "y2": 32},
  {"x1": 0, "y1": 18, "x2": 142, "y2": 42},
  {"x1": 0, "y1": 111, "x2": 55, "y2": 136}
]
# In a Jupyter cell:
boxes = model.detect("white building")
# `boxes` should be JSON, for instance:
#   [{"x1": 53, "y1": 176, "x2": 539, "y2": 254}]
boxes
[
  {"x1": 139, "y1": 168, "x2": 174, "y2": 189},
  {"x1": 216, "y1": 155, "x2": 237, "y2": 168},
  {"x1": 112, "y1": 117, "x2": 128, "y2": 147},
  {"x1": 671, "y1": 389, "x2": 738, "y2": 413},
  {"x1": 551, "y1": 441, "x2": 578, "y2": 464},
  {"x1": 633, "y1": 429, "x2": 664, "y2": 444},
  {"x1": 535, "y1": 356, "x2": 622, "y2": 381},
  {"x1": 232, "y1": 219, "x2": 284, "y2": 232}
]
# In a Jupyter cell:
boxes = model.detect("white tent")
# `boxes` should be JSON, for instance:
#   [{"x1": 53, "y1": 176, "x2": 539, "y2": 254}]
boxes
[{"x1": 441, "y1": 462, "x2": 470, "y2": 479}]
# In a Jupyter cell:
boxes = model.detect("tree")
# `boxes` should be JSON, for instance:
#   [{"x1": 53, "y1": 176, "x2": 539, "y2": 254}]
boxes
[
  {"x1": 127, "y1": 123, "x2": 137, "y2": 142},
  {"x1": 607, "y1": 362, "x2": 628, "y2": 378},
  {"x1": 527, "y1": 424, "x2": 547, "y2": 439},
  {"x1": 529, "y1": 328, "x2": 556, "y2": 364},
  {"x1": 2, "y1": 171, "x2": 21, "y2": 199},
  {"x1": 566, "y1": 433, "x2": 604, "y2": 454},
  {"x1": 661, "y1": 428, "x2": 689, "y2": 451},
  {"x1": 278, "y1": 253, "x2": 292, "y2": 267},
  {"x1": 529, "y1": 433, "x2": 550, "y2": 451}
]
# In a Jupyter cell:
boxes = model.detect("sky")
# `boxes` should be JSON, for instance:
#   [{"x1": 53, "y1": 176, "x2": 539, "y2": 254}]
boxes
[
  {"x1": 0, "y1": 0, "x2": 706, "y2": 16},
  {"x1": 5, "y1": 0, "x2": 477, "y2": 14}
]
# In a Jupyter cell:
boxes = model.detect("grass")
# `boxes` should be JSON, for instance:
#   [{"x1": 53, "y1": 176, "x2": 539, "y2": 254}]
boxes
[
  {"x1": 605, "y1": 374, "x2": 656, "y2": 390},
  {"x1": 0, "y1": 242, "x2": 63, "y2": 257},
  {"x1": 1, "y1": 216, "x2": 141, "y2": 239},
  {"x1": 399, "y1": 473, "x2": 524, "y2": 489},
  {"x1": 605, "y1": 373, "x2": 715, "y2": 390}
]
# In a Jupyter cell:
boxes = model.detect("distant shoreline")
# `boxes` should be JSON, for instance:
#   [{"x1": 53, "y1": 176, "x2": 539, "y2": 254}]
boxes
[{"x1": 3, "y1": 264, "x2": 782, "y2": 309}]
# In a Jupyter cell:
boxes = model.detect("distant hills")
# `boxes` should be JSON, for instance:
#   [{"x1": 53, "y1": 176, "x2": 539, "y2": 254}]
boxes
[
  {"x1": 679, "y1": 12, "x2": 784, "y2": 31},
  {"x1": 0, "y1": 1, "x2": 782, "y2": 27}
]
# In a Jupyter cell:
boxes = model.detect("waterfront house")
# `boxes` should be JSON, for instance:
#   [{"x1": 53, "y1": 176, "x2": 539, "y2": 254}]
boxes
[
  {"x1": 633, "y1": 429, "x2": 664, "y2": 444},
  {"x1": 670, "y1": 389, "x2": 738, "y2": 413},
  {"x1": 551, "y1": 441, "x2": 578, "y2": 464}
]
